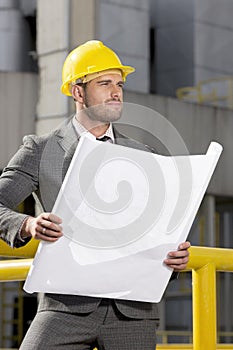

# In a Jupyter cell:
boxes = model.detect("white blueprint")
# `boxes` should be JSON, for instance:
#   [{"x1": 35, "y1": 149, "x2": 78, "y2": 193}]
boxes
[{"x1": 24, "y1": 137, "x2": 222, "y2": 302}]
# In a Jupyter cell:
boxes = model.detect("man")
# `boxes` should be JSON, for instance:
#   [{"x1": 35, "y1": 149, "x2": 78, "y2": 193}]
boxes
[{"x1": 0, "y1": 40, "x2": 190, "y2": 349}]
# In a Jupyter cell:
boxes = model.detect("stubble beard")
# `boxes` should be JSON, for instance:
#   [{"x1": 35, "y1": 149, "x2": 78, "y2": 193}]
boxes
[{"x1": 83, "y1": 96, "x2": 123, "y2": 124}]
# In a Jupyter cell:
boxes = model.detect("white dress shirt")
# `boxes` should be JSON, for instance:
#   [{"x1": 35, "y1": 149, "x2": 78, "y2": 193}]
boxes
[{"x1": 72, "y1": 116, "x2": 115, "y2": 143}]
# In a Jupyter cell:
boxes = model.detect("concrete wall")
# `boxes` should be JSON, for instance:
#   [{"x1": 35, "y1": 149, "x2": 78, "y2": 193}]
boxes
[
  {"x1": 0, "y1": 72, "x2": 37, "y2": 169},
  {"x1": 194, "y1": 0, "x2": 233, "y2": 82},
  {"x1": 70, "y1": 0, "x2": 96, "y2": 49},
  {"x1": 36, "y1": 0, "x2": 96, "y2": 135},
  {"x1": 151, "y1": 0, "x2": 233, "y2": 95},
  {"x1": 97, "y1": 0, "x2": 150, "y2": 93},
  {"x1": 36, "y1": 0, "x2": 70, "y2": 135},
  {"x1": 0, "y1": 0, "x2": 35, "y2": 72},
  {"x1": 150, "y1": 0, "x2": 194, "y2": 95},
  {"x1": 124, "y1": 91, "x2": 233, "y2": 197},
  {"x1": 20, "y1": 0, "x2": 36, "y2": 16}
]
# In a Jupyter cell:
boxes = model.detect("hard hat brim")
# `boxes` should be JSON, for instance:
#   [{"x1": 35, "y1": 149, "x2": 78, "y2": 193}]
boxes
[{"x1": 61, "y1": 65, "x2": 135, "y2": 96}]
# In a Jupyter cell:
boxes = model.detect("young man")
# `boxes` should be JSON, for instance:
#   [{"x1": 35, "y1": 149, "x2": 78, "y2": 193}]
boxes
[{"x1": 0, "y1": 40, "x2": 190, "y2": 349}]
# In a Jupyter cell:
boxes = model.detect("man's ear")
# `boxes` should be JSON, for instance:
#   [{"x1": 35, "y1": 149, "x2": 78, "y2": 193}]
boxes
[{"x1": 71, "y1": 85, "x2": 84, "y2": 103}]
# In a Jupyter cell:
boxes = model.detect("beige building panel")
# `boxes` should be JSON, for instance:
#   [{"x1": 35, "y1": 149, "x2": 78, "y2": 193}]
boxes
[
  {"x1": 195, "y1": 0, "x2": 233, "y2": 29},
  {"x1": 123, "y1": 92, "x2": 233, "y2": 196},
  {"x1": 0, "y1": 73, "x2": 37, "y2": 168},
  {"x1": 195, "y1": 22, "x2": 233, "y2": 74},
  {"x1": 70, "y1": 0, "x2": 96, "y2": 48},
  {"x1": 102, "y1": 0, "x2": 149, "y2": 10},
  {"x1": 37, "y1": 52, "x2": 68, "y2": 119},
  {"x1": 37, "y1": 0, "x2": 69, "y2": 54},
  {"x1": 36, "y1": 117, "x2": 66, "y2": 136},
  {"x1": 125, "y1": 91, "x2": 167, "y2": 116}
]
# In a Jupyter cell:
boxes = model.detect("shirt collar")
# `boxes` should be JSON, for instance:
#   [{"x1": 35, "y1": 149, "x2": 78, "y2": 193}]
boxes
[{"x1": 72, "y1": 115, "x2": 115, "y2": 143}]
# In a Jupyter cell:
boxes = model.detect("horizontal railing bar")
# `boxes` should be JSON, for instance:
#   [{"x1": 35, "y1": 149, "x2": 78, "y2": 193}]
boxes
[
  {"x1": 0, "y1": 259, "x2": 32, "y2": 281},
  {"x1": 157, "y1": 346, "x2": 233, "y2": 350},
  {"x1": 187, "y1": 246, "x2": 233, "y2": 271},
  {"x1": 1, "y1": 246, "x2": 233, "y2": 283},
  {"x1": 0, "y1": 238, "x2": 39, "y2": 258}
]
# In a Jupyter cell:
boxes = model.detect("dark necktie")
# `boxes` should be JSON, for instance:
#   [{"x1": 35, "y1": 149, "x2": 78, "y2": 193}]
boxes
[{"x1": 96, "y1": 135, "x2": 112, "y2": 143}]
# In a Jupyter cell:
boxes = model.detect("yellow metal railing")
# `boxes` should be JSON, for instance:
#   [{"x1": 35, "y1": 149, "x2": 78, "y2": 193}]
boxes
[
  {"x1": 0, "y1": 239, "x2": 39, "y2": 348},
  {"x1": 187, "y1": 247, "x2": 233, "y2": 350},
  {"x1": 176, "y1": 76, "x2": 233, "y2": 109},
  {"x1": 1, "y1": 242, "x2": 233, "y2": 350},
  {"x1": 0, "y1": 238, "x2": 39, "y2": 259}
]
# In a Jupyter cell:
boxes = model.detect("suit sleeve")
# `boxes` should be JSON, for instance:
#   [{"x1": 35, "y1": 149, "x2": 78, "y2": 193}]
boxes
[{"x1": 0, "y1": 135, "x2": 40, "y2": 248}]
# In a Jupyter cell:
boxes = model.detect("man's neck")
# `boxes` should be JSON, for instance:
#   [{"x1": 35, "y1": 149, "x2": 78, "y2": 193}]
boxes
[{"x1": 75, "y1": 114, "x2": 110, "y2": 138}]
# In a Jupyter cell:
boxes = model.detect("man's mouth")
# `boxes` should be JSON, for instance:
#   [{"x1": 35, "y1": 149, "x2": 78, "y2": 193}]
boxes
[{"x1": 105, "y1": 100, "x2": 122, "y2": 107}]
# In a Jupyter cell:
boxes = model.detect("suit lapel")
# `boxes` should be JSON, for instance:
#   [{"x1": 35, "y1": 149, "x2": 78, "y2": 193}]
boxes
[
  {"x1": 113, "y1": 125, "x2": 154, "y2": 153},
  {"x1": 39, "y1": 118, "x2": 79, "y2": 211},
  {"x1": 55, "y1": 118, "x2": 79, "y2": 180}
]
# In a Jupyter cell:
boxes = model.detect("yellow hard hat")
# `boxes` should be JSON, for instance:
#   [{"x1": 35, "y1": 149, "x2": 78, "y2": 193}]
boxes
[{"x1": 61, "y1": 40, "x2": 135, "y2": 96}]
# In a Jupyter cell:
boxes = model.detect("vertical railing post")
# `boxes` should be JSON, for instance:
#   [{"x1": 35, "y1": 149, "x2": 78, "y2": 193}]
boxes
[{"x1": 192, "y1": 263, "x2": 217, "y2": 350}]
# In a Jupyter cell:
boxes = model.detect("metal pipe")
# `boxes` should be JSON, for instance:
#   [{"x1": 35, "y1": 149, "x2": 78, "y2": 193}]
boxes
[
  {"x1": 187, "y1": 246, "x2": 233, "y2": 272},
  {"x1": 0, "y1": 259, "x2": 32, "y2": 281},
  {"x1": 192, "y1": 263, "x2": 217, "y2": 350},
  {"x1": 0, "y1": 239, "x2": 39, "y2": 258}
]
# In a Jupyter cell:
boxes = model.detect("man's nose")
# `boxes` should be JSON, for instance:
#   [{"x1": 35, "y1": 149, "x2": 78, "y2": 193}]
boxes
[{"x1": 111, "y1": 84, "x2": 121, "y2": 99}]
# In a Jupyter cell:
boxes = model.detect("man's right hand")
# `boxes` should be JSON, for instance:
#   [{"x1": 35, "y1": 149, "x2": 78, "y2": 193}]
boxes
[{"x1": 21, "y1": 213, "x2": 63, "y2": 242}]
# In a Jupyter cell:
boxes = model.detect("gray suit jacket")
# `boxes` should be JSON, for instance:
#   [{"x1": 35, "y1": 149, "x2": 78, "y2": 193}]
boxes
[{"x1": 0, "y1": 118, "x2": 159, "y2": 320}]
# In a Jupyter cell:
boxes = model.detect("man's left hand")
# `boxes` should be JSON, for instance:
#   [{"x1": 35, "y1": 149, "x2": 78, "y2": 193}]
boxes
[{"x1": 164, "y1": 241, "x2": 191, "y2": 271}]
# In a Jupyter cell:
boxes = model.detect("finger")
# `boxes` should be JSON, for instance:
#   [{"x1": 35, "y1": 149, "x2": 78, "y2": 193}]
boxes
[
  {"x1": 33, "y1": 219, "x2": 63, "y2": 241},
  {"x1": 34, "y1": 226, "x2": 62, "y2": 241},
  {"x1": 164, "y1": 255, "x2": 189, "y2": 271},
  {"x1": 164, "y1": 255, "x2": 189, "y2": 265},
  {"x1": 33, "y1": 228, "x2": 61, "y2": 242},
  {"x1": 37, "y1": 213, "x2": 63, "y2": 233},
  {"x1": 40, "y1": 219, "x2": 63, "y2": 233},
  {"x1": 178, "y1": 241, "x2": 191, "y2": 250},
  {"x1": 37, "y1": 232, "x2": 61, "y2": 242},
  {"x1": 167, "y1": 242, "x2": 191, "y2": 258},
  {"x1": 167, "y1": 249, "x2": 189, "y2": 259},
  {"x1": 42, "y1": 213, "x2": 62, "y2": 224},
  {"x1": 173, "y1": 264, "x2": 188, "y2": 271},
  {"x1": 40, "y1": 226, "x2": 63, "y2": 238}
]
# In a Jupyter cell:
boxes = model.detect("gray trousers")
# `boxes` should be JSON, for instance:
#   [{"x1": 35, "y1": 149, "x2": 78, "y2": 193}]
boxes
[{"x1": 20, "y1": 299, "x2": 158, "y2": 349}]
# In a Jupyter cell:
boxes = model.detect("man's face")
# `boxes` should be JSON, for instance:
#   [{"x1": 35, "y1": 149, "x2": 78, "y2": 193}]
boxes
[{"x1": 82, "y1": 73, "x2": 124, "y2": 123}]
